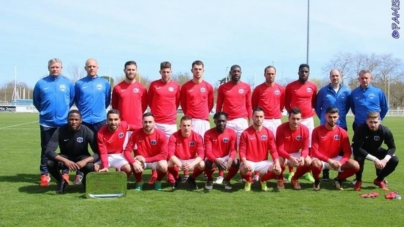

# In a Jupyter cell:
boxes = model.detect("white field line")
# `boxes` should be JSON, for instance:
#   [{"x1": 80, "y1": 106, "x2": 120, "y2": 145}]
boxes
[{"x1": 0, "y1": 121, "x2": 38, "y2": 129}]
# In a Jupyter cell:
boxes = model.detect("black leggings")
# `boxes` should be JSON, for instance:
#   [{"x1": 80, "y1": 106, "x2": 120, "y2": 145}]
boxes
[{"x1": 354, "y1": 148, "x2": 399, "y2": 181}]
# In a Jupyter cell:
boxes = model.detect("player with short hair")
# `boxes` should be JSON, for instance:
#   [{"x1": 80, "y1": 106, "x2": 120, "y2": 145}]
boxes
[
  {"x1": 180, "y1": 60, "x2": 214, "y2": 137},
  {"x1": 123, "y1": 112, "x2": 168, "y2": 191},
  {"x1": 45, "y1": 110, "x2": 98, "y2": 194},
  {"x1": 204, "y1": 112, "x2": 239, "y2": 190},
  {"x1": 34, "y1": 58, "x2": 75, "y2": 186},
  {"x1": 351, "y1": 111, "x2": 399, "y2": 191},
  {"x1": 310, "y1": 107, "x2": 359, "y2": 191},
  {"x1": 239, "y1": 107, "x2": 281, "y2": 191},
  {"x1": 276, "y1": 107, "x2": 311, "y2": 190},
  {"x1": 95, "y1": 110, "x2": 137, "y2": 176},
  {"x1": 167, "y1": 116, "x2": 205, "y2": 190}
]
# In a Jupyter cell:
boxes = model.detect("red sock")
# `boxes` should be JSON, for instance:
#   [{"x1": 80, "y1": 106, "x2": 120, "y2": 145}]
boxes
[
  {"x1": 261, "y1": 171, "x2": 276, "y2": 182},
  {"x1": 310, "y1": 165, "x2": 322, "y2": 181},
  {"x1": 218, "y1": 170, "x2": 224, "y2": 177},
  {"x1": 337, "y1": 168, "x2": 358, "y2": 180},
  {"x1": 191, "y1": 167, "x2": 204, "y2": 179},
  {"x1": 168, "y1": 166, "x2": 180, "y2": 179},
  {"x1": 241, "y1": 171, "x2": 252, "y2": 183},
  {"x1": 224, "y1": 166, "x2": 239, "y2": 181},
  {"x1": 151, "y1": 170, "x2": 157, "y2": 179},
  {"x1": 156, "y1": 169, "x2": 167, "y2": 181},
  {"x1": 292, "y1": 165, "x2": 310, "y2": 180},
  {"x1": 184, "y1": 170, "x2": 189, "y2": 176},
  {"x1": 126, "y1": 172, "x2": 131, "y2": 178},
  {"x1": 288, "y1": 166, "x2": 294, "y2": 173},
  {"x1": 134, "y1": 172, "x2": 143, "y2": 182},
  {"x1": 205, "y1": 167, "x2": 215, "y2": 181}
]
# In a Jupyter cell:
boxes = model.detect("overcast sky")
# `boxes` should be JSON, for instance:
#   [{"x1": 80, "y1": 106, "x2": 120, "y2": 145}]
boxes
[{"x1": 0, "y1": 0, "x2": 402, "y2": 88}]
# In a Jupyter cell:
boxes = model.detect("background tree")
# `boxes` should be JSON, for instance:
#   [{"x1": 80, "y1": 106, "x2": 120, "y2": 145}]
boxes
[
  {"x1": 171, "y1": 72, "x2": 191, "y2": 86},
  {"x1": 0, "y1": 81, "x2": 33, "y2": 103},
  {"x1": 67, "y1": 63, "x2": 84, "y2": 83}
]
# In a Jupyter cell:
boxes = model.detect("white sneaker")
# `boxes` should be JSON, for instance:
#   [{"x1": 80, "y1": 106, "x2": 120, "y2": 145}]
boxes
[{"x1": 215, "y1": 176, "x2": 224, "y2": 184}]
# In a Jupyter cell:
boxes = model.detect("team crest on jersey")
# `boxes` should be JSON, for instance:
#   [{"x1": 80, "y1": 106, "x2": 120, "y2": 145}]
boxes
[
  {"x1": 200, "y1": 87, "x2": 206, "y2": 93},
  {"x1": 340, "y1": 95, "x2": 346, "y2": 99},
  {"x1": 261, "y1": 135, "x2": 267, "y2": 140},
  {"x1": 238, "y1": 89, "x2": 244, "y2": 94},
  {"x1": 274, "y1": 90, "x2": 280, "y2": 95},
  {"x1": 168, "y1": 87, "x2": 174, "y2": 92},
  {"x1": 296, "y1": 135, "x2": 302, "y2": 141},
  {"x1": 374, "y1": 136, "x2": 380, "y2": 141},
  {"x1": 77, "y1": 137, "x2": 83, "y2": 143},
  {"x1": 306, "y1": 88, "x2": 313, "y2": 92},
  {"x1": 189, "y1": 141, "x2": 195, "y2": 146},
  {"x1": 118, "y1": 132, "x2": 124, "y2": 138},
  {"x1": 59, "y1": 84, "x2": 66, "y2": 92},
  {"x1": 223, "y1": 138, "x2": 229, "y2": 143},
  {"x1": 368, "y1": 93, "x2": 375, "y2": 99},
  {"x1": 151, "y1": 140, "x2": 157, "y2": 145},
  {"x1": 96, "y1": 84, "x2": 103, "y2": 90},
  {"x1": 133, "y1": 88, "x2": 139, "y2": 93},
  {"x1": 334, "y1": 135, "x2": 340, "y2": 140}
]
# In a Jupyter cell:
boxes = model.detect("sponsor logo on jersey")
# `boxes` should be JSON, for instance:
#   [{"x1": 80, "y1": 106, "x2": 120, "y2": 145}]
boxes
[
  {"x1": 151, "y1": 140, "x2": 157, "y2": 145},
  {"x1": 189, "y1": 141, "x2": 195, "y2": 146},
  {"x1": 200, "y1": 87, "x2": 206, "y2": 93},
  {"x1": 168, "y1": 87, "x2": 174, "y2": 92},
  {"x1": 238, "y1": 89, "x2": 244, "y2": 94},
  {"x1": 334, "y1": 135, "x2": 340, "y2": 140},
  {"x1": 296, "y1": 135, "x2": 302, "y2": 141},
  {"x1": 96, "y1": 84, "x2": 103, "y2": 90},
  {"x1": 59, "y1": 84, "x2": 66, "y2": 92},
  {"x1": 274, "y1": 90, "x2": 280, "y2": 95},
  {"x1": 261, "y1": 135, "x2": 267, "y2": 140},
  {"x1": 77, "y1": 137, "x2": 83, "y2": 143},
  {"x1": 306, "y1": 87, "x2": 313, "y2": 92},
  {"x1": 368, "y1": 93, "x2": 376, "y2": 99},
  {"x1": 223, "y1": 138, "x2": 229, "y2": 143},
  {"x1": 118, "y1": 132, "x2": 124, "y2": 138},
  {"x1": 133, "y1": 88, "x2": 139, "y2": 93},
  {"x1": 374, "y1": 136, "x2": 380, "y2": 141}
]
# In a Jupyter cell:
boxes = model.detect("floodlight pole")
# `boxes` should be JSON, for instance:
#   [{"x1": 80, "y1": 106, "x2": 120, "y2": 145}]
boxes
[{"x1": 306, "y1": 0, "x2": 310, "y2": 65}]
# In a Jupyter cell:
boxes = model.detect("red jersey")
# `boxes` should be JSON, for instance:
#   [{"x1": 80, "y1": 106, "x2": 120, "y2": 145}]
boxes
[
  {"x1": 239, "y1": 126, "x2": 278, "y2": 162},
  {"x1": 311, "y1": 125, "x2": 351, "y2": 165},
  {"x1": 123, "y1": 128, "x2": 167, "y2": 164},
  {"x1": 168, "y1": 130, "x2": 204, "y2": 160},
  {"x1": 276, "y1": 122, "x2": 310, "y2": 158},
  {"x1": 148, "y1": 80, "x2": 180, "y2": 124},
  {"x1": 216, "y1": 81, "x2": 252, "y2": 119},
  {"x1": 204, "y1": 127, "x2": 237, "y2": 162},
  {"x1": 97, "y1": 121, "x2": 131, "y2": 168},
  {"x1": 285, "y1": 80, "x2": 317, "y2": 119},
  {"x1": 252, "y1": 83, "x2": 285, "y2": 119},
  {"x1": 112, "y1": 81, "x2": 147, "y2": 128},
  {"x1": 180, "y1": 80, "x2": 214, "y2": 120}
]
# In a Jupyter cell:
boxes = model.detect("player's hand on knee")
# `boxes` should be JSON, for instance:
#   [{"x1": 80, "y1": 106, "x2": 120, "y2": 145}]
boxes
[
  {"x1": 76, "y1": 160, "x2": 87, "y2": 169},
  {"x1": 99, "y1": 167, "x2": 109, "y2": 172},
  {"x1": 64, "y1": 160, "x2": 80, "y2": 171}
]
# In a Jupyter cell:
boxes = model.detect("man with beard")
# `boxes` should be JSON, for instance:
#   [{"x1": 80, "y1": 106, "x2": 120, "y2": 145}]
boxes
[
  {"x1": 112, "y1": 61, "x2": 147, "y2": 130},
  {"x1": 351, "y1": 112, "x2": 399, "y2": 191},
  {"x1": 95, "y1": 110, "x2": 137, "y2": 177},
  {"x1": 285, "y1": 64, "x2": 317, "y2": 182},
  {"x1": 124, "y1": 113, "x2": 168, "y2": 191},
  {"x1": 215, "y1": 65, "x2": 251, "y2": 184},
  {"x1": 147, "y1": 61, "x2": 180, "y2": 184},
  {"x1": 167, "y1": 116, "x2": 205, "y2": 190},
  {"x1": 310, "y1": 107, "x2": 359, "y2": 191},
  {"x1": 315, "y1": 69, "x2": 351, "y2": 181},
  {"x1": 239, "y1": 107, "x2": 281, "y2": 192},
  {"x1": 204, "y1": 112, "x2": 239, "y2": 190},
  {"x1": 45, "y1": 110, "x2": 98, "y2": 194}
]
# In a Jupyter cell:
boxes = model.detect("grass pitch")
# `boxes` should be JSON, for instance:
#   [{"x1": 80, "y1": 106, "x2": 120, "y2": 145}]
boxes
[{"x1": 0, "y1": 113, "x2": 403, "y2": 226}]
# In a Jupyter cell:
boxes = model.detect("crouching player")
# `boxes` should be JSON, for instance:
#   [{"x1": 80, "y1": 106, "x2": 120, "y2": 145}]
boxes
[
  {"x1": 124, "y1": 113, "x2": 168, "y2": 191},
  {"x1": 352, "y1": 111, "x2": 399, "y2": 191},
  {"x1": 94, "y1": 110, "x2": 136, "y2": 176},
  {"x1": 276, "y1": 107, "x2": 311, "y2": 190},
  {"x1": 311, "y1": 107, "x2": 359, "y2": 191},
  {"x1": 45, "y1": 110, "x2": 98, "y2": 194},
  {"x1": 168, "y1": 116, "x2": 205, "y2": 190},
  {"x1": 204, "y1": 112, "x2": 239, "y2": 190},
  {"x1": 239, "y1": 107, "x2": 281, "y2": 191}
]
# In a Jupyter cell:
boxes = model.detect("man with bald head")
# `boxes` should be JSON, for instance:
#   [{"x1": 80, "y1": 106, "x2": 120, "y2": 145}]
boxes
[
  {"x1": 315, "y1": 69, "x2": 351, "y2": 180},
  {"x1": 75, "y1": 58, "x2": 111, "y2": 133}
]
